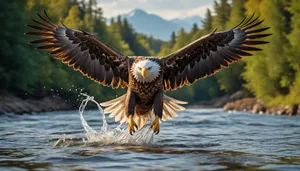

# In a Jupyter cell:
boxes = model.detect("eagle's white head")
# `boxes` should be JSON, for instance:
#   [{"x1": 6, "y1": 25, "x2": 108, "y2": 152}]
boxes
[{"x1": 131, "y1": 59, "x2": 161, "y2": 83}]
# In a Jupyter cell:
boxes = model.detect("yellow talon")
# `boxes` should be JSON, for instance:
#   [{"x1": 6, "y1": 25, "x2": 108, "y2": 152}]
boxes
[
  {"x1": 128, "y1": 115, "x2": 138, "y2": 135},
  {"x1": 151, "y1": 116, "x2": 160, "y2": 135}
]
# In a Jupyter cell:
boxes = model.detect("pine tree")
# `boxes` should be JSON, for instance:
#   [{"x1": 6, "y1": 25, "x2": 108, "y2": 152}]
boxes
[
  {"x1": 110, "y1": 18, "x2": 115, "y2": 25},
  {"x1": 63, "y1": 5, "x2": 83, "y2": 29},
  {"x1": 116, "y1": 15, "x2": 122, "y2": 30},
  {"x1": 244, "y1": 0, "x2": 262, "y2": 14},
  {"x1": 191, "y1": 23, "x2": 199, "y2": 34},
  {"x1": 202, "y1": 9, "x2": 213, "y2": 33},
  {"x1": 172, "y1": 28, "x2": 188, "y2": 51},
  {"x1": 48, "y1": 0, "x2": 71, "y2": 20},
  {"x1": 212, "y1": 0, "x2": 231, "y2": 30},
  {"x1": 216, "y1": 0, "x2": 246, "y2": 93},
  {"x1": 226, "y1": 0, "x2": 246, "y2": 29},
  {"x1": 284, "y1": 0, "x2": 300, "y2": 104},
  {"x1": 169, "y1": 31, "x2": 176, "y2": 48},
  {"x1": 83, "y1": 12, "x2": 94, "y2": 32},
  {"x1": 87, "y1": 0, "x2": 96, "y2": 14},
  {"x1": 93, "y1": 7, "x2": 107, "y2": 41}
]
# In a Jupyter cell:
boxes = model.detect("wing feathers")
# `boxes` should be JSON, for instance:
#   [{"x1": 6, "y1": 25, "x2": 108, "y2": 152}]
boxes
[
  {"x1": 36, "y1": 12, "x2": 56, "y2": 27},
  {"x1": 25, "y1": 32, "x2": 54, "y2": 37},
  {"x1": 162, "y1": 14, "x2": 271, "y2": 90},
  {"x1": 29, "y1": 38, "x2": 57, "y2": 44},
  {"x1": 243, "y1": 19, "x2": 264, "y2": 30},
  {"x1": 28, "y1": 17, "x2": 54, "y2": 29},
  {"x1": 26, "y1": 11, "x2": 129, "y2": 88},
  {"x1": 244, "y1": 40, "x2": 269, "y2": 45},
  {"x1": 247, "y1": 34, "x2": 272, "y2": 39},
  {"x1": 246, "y1": 27, "x2": 270, "y2": 34}
]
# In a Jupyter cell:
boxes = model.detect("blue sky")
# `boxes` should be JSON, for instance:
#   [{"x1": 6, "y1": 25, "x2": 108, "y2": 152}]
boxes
[{"x1": 96, "y1": 0, "x2": 215, "y2": 20}]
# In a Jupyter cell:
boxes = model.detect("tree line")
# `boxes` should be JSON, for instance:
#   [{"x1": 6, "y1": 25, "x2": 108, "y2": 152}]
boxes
[{"x1": 0, "y1": 0, "x2": 299, "y2": 107}]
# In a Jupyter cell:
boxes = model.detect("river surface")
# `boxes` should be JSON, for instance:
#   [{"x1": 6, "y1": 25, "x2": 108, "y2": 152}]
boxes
[{"x1": 0, "y1": 107, "x2": 300, "y2": 170}]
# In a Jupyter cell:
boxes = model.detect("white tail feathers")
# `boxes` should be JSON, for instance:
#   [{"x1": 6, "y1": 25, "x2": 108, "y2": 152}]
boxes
[
  {"x1": 100, "y1": 94, "x2": 128, "y2": 124},
  {"x1": 100, "y1": 94, "x2": 188, "y2": 128},
  {"x1": 162, "y1": 95, "x2": 187, "y2": 121}
]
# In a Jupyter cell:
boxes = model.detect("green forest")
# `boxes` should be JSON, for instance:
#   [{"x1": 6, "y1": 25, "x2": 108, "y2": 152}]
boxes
[{"x1": 1, "y1": 0, "x2": 300, "y2": 107}]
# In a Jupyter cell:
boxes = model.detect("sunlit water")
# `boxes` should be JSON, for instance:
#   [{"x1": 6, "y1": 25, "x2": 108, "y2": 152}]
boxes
[{"x1": 0, "y1": 96, "x2": 300, "y2": 170}]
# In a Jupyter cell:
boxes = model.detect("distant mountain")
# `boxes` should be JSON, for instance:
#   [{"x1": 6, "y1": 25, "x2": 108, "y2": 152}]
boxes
[
  {"x1": 170, "y1": 16, "x2": 203, "y2": 31},
  {"x1": 109, "y1": 9, "x2": 203, "y2": 41}
]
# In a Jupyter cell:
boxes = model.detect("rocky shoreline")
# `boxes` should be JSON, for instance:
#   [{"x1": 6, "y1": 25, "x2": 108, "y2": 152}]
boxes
[
  {"x1": 223, "y1": 98, "x2": 300, "y2": 116},
  {"x1": 0, "y1": 93, "x2": 71, "y2": 114},
  {"x1": 188, "y1": 91, "x2": 245, "y2": 108},
  {"x1": 188, "y1": 91, "x2": 300, "y2": 116}
]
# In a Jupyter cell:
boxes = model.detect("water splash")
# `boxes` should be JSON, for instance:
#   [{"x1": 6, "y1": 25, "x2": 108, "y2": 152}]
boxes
[{"x1": 54, "y1": 93, "x2": 154, "y2": 147}]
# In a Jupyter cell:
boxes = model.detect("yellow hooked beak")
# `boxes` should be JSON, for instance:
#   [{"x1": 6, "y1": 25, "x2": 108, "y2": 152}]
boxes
[{"x1": 140, "y1": 67, "x2": 148, "y2": 78}]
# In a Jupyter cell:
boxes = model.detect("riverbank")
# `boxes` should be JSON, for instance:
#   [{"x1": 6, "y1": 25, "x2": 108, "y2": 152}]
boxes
[
  {"x1": 188, "y1": 91, "x2": 245, "y2": 108},
  {"x1": 188, "y1": 91, "x2": 300, "y2": 116},
  {"x1": 0, "y1": 93, "x2": 71, "y2": 114},
  {"x1": 223, "y1": 98, "x2": 300, "y2": 116}
]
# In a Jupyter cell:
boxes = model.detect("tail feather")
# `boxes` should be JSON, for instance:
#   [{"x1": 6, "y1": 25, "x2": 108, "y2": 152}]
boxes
[
  {"x1": 120, "y1": 114, "x2": 128, "y2": 124},
  {"x1": 115, "y1": 110, "x2": 126, "y2": 122},
  {"x1": 101, "y1": 95, "x2": 128, "y2": 124},
  {"x1": 162, "y1": 105, "x2": 173, "y2": 120},
  {"x1": 104, "y1": 100, "x2": 123, "y2": 113},
  {"x1": 162, "y1": 95, "x2": 187, "y2": 121},
  {"x1": 118, "y1": 111, "x2": 127, "y2": 123},
  {"x1": 168, "y1": 101, "x2": 186, "y2": 110},
  {"x1": 100, "y1": 94, "x2": 126, "y2": 107},
  {"x1": 164, "y1": 95, "x2": 188, "y2": 105},
  {"x1": 134, "y1": 113, "x2": 149, "y2": 129},
  {"x1": 100, "y1": 94, "x2": 188, "y2": 128},
  {"x1": 108, "y1": 103, "x2": 124, "y2": 118},
  {"x1": 164, "y1": 103, "x2": 178, "y2": 117}
]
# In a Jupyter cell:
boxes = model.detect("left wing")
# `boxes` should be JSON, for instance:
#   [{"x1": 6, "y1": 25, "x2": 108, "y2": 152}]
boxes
[
  {"x1": 25, "y1": 11, "x2": 129, "y2": 88},
  {"x1": 161, "y1": 14, "x2": 271, "y2": 91}
]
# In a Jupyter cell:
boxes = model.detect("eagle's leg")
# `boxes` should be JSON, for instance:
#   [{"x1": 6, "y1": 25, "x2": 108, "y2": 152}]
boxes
[
  {"x1": 151, "y1": 91, "x2": 163, "y2": 134},
  {"x1": 128, "y1": 115, "x2": 138, "y2": 135},
  {"x1": 151, "y1": 116, "x2": 160, "y2": 135},
  {"x1": 126, "y1": 91, "x2": 138, "y2": 135}
]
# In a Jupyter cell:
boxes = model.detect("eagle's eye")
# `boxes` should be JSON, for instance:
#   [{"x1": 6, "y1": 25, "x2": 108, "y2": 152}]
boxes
[
  {"x1": 147, "y1": 66, "x2": 152, "y2": 70},
  {"x1": 138, "y1": 67, "x2": 142, "y2": 70}
]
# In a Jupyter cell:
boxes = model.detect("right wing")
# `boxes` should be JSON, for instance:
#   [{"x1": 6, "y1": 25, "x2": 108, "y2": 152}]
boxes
[{"x1": 161, "y1": 14, "x2": 271, "y2": 90}]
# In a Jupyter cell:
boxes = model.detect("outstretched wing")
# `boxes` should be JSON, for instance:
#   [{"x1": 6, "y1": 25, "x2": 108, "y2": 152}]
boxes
[
  {"x1": 161, "y1": 14, "x2": 271, "y2": 91},
  {"x1": 25, "y1": 11, "x2": 128, "y2": 88}
]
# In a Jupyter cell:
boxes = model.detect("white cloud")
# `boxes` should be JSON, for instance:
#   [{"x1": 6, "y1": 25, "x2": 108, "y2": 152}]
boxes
[
  {"x1": 97, "y1": 0, "x2": 214, "y2": 19},
  {"x1": 151, "y1": 4, "x2": 214, "y2": 20}
]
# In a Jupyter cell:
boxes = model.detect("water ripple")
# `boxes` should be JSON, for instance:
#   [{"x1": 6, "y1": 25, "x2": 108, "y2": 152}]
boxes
[{"x1": 0, "y1": 98, "x2": 300, "y2": 170}]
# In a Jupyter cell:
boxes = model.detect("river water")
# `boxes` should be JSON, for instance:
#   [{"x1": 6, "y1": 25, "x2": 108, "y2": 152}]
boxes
[{"x1": 0, "y1": 98, "x2": 300, "y2": 170}]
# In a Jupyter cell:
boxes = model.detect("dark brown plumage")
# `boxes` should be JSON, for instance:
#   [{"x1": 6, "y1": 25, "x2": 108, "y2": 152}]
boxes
[
  {"x1": 26, "y1": 11, "x2": 271, "y2": 135},
  {"x1": 26, "y1": 11, "x2": 128, "y2": 89}
]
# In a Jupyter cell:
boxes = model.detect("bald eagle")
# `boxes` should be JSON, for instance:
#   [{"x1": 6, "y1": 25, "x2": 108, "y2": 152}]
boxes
[{"x1": 26, "y1": 11, "x2": 271, "y2": 135}]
